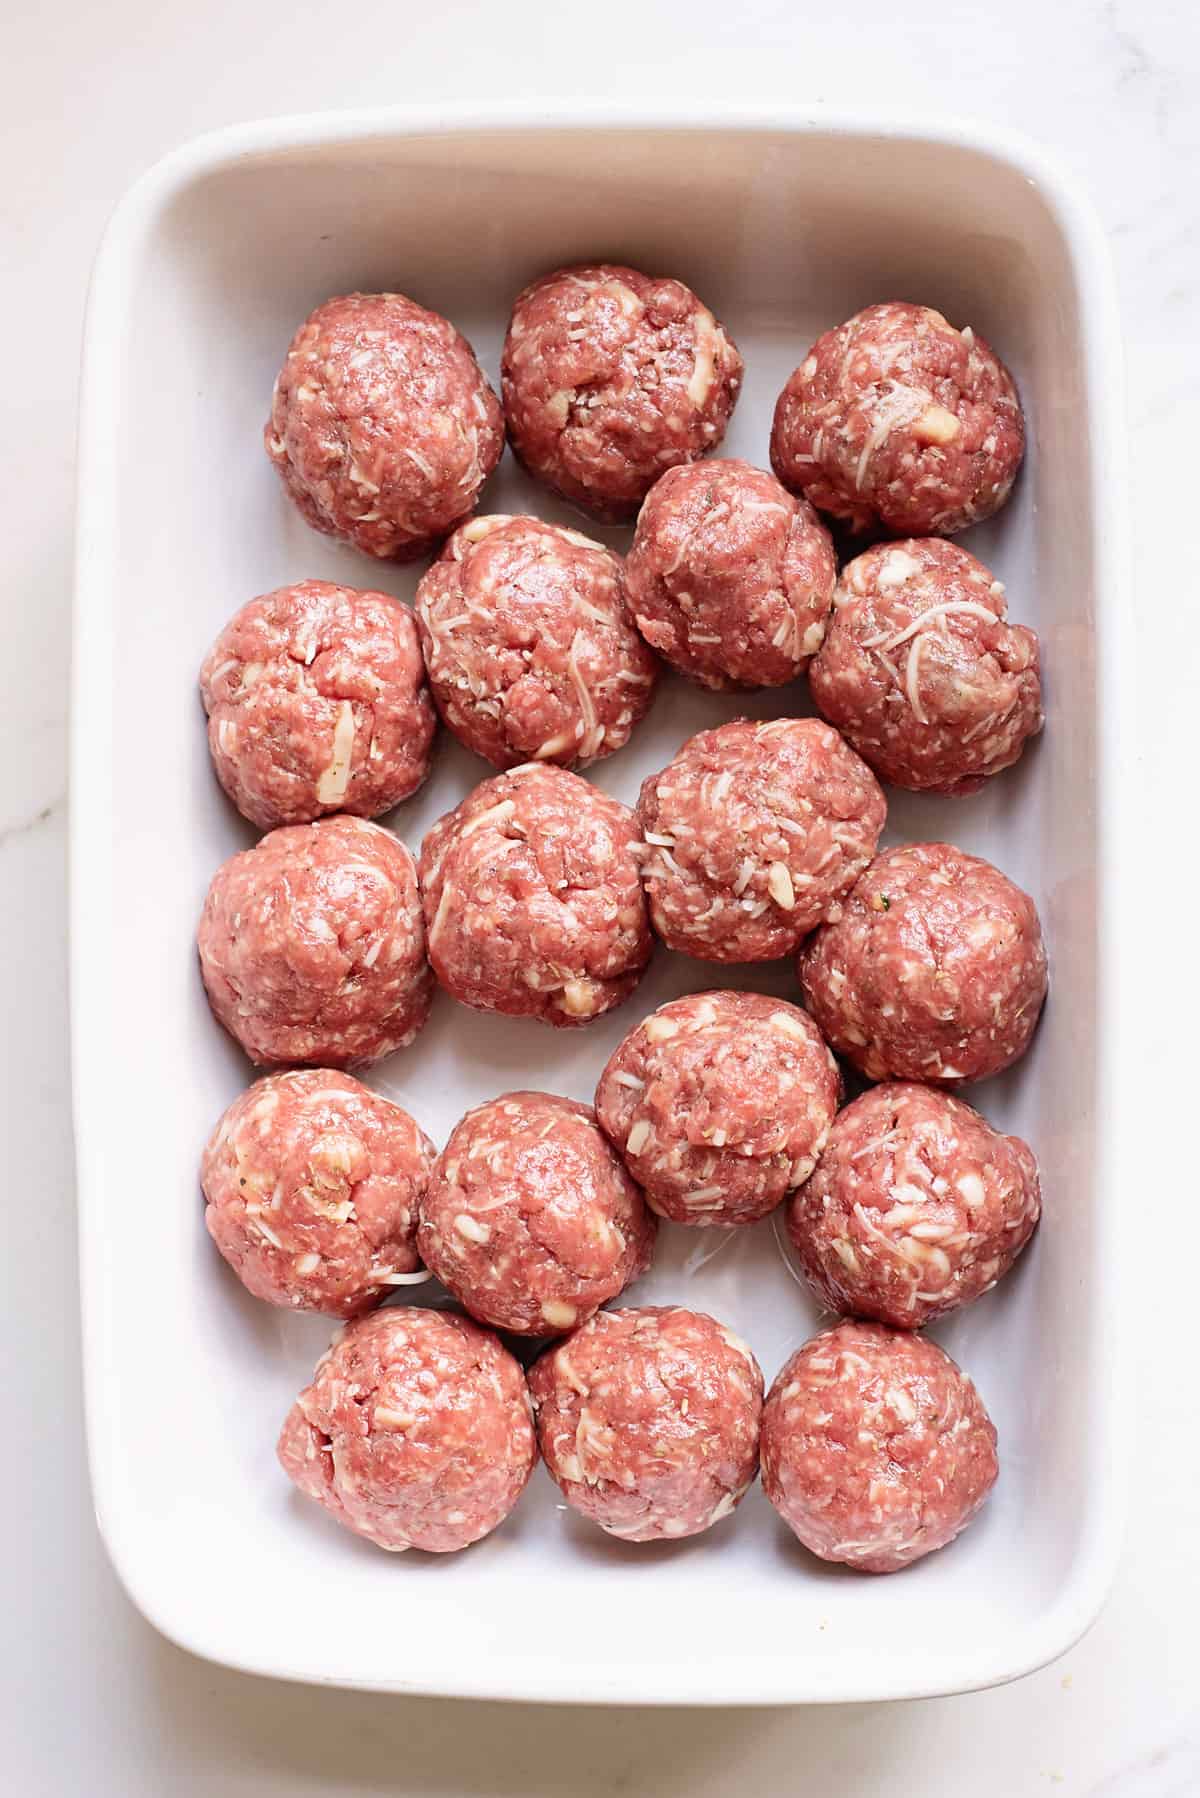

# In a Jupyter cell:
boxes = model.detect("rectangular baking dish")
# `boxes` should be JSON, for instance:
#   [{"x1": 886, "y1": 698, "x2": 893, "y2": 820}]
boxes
[{"x1": 72, "y1": 106, "x2": 1131, "y2": 1704}]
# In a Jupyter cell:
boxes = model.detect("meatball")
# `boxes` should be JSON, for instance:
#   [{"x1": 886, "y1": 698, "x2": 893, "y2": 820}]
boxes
[
  {"x1": 595, "y1": 991, "x2": 840, "y2": 1226},
  {"x1": 761, "y1": 1320, "x2": 998, "y2": 1572},
  {"x1": 798, "y1": 842, "x2": 1047, "y2": 1084},
  {"x1": 501, "y1": 264, "x2": 742, "y2": 521},
  {"x1": 625, "y1": 460, "x2": 835, "y2": 689},
  {"x1": 198, "y1": 816, "x2": 431, "y2": 1068},
  {"x1": 200, "y1": 580, "x2": 436, "y2": 829},
  {"x1": 636, "y1": 718, "x2": 886, "y2": 963},
  {"x1": 788, "y1": 1083, "x2": 1040, "y2": 1326},
  {"x1": 809, "y1": 540, "x2": 1043, "y2": 795},
  {"x1": 770, "y1": 302, "x2": 1024, "y2": 537},
  {"x1": 200, "y1": 1069, "x2": 435, "y2": 1318},
  {"x1": 277, "y1": 1307, "x2": 536, "y2": 1553},
  {"x1": 529, "y1": 1307, "x2": 763, "y2": 1541},
  {"x1": 264, "y1": 292, "x2": 504, "y2": 561},
  {"x1": 418, "y1": 1091, "x2": 655, "y2": 1336},
  {"x1": 415, "y1": 514, "x2": 657, "y2": 769},
  {"x1": 419, "y1": 763, "x2": 651, "y2": 1026}
]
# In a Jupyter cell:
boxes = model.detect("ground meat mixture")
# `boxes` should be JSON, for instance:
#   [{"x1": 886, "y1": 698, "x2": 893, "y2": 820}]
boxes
[
  {"x1": 265, "y1": 292, "x2": 504, "y2": 561},
  {"x1": 201, "y1": 1069, "x2": 435, "y2": 1318},
  {"x1": 797, "y1": 842, "x2": 1047, "y2": 1084},
  {"x1": 636, "y1": 718, "x2": 886, "y2": 963},
  {"x1": 760, "y1": 1319, "x2": 998, "y2": 1572},
  {"x1": 419, "y1": 763, "x2": 651, "y2": 1026},
  {"x1": 529, "y1": 1306, "x2": 763, "y2": 1541},
  {"x1": 595, "y1": 991, "x2": 841, "y2": 1226},
  {"x1": 277, "y1": 1307, "x2": 536, "y2": 1553},
  {"x1": 200, "y1": 580, "x2": 436, "y2": 829},
  {"x1": 770, "y1": 302, "x2": 1024, "y2": 537},
  {"x1": 788, "y1": 1082, "x2": 1041, "y2": 1326},
  {"x1": 625, "y1": 459, "x2": 835, "y2": 689},
  {"x1": 501, "y1": 264, "x2": 742, "y2": 521},
  {"x1": 415, "y1": 513, "x2": 657, "y2": 769},
  {"x1": 417, "y1": 1091, "x2": 655, "y2": 1336},
  {"x1": 198, "y1": 816, "x2": 432, "y2": 1068},
  {"x1": 809, "y1": 540, "x2": 1043, "y2": 795}
]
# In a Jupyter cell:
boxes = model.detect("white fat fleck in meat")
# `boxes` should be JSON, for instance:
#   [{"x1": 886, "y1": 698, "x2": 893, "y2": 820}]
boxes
[
  {"x1": 912, "y1": 405, "x2": 961, "y2": 445},
  {"x1": 875, "y1": 549, "x2": 923, "y2": 590},
  {"x1": 687, "y1": 310, "x2": 718, "y2": 406},
  {"x1": 957, "y1": 1171, "x2": 985, "y2": 1208},
  {"x1": 559, "y1": 978, "x2": 603, "y2": 1018},
  {"x1": 767, "y1": 862, "x2": 796, "y2": 910},
  {"x1": 625, "y1": 1119, "x2": 653, "y2": 1156},
  {"x1": 316, "y1": 700, "x2": 357, "y2": 806},
  {"x1": 455, "y1": 1213, "x2": 491, "y2": 1245},
  {"x1": 542, "y1": 1300, "x2": 579, "y2": 1329}
]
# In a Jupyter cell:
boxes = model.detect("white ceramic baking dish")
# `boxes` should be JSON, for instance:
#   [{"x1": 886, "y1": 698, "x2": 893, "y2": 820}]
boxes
[{"x1": 72, "y1": 105, "x2": 1131, "y2": 1705}]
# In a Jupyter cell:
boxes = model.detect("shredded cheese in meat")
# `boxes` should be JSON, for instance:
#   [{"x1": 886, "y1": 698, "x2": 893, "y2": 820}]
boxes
[
  {"x1": 854, "y1": 384, "x2": 928, "y2": 490},
  {"x1": 905, "y1": 633, "x2": 929, "y2": 724},
  {"x1": 427, "y1": 881, "x2": 456, "y2": 949},
  {"x1": 877, "y1": 599, "x2": 999, "y2": 652},
  {"x1": 460, "y1": 798, "x2": 516, "y2": 838},
  {"x1": 567, "y1": 630, "x2": 600, "y2": 755}
]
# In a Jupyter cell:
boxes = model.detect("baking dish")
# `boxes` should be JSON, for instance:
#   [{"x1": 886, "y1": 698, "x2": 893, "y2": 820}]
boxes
[{"x1": 72, "y1": 105, "x2": 1131, "y2": 1703}]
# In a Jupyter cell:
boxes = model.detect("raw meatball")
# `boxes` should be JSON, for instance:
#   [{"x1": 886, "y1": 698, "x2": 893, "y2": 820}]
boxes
[
  {"x1": 418, "y1": 1091, "x2": 655, "y2": 1336},
  {"x1": 636, "y1": 718, "x2": 886, "y2": 963},
  {"x1": 809, "y1": 540, "x2": 1043, "y2": 795},
  {"x1": 264, "y1": 292, "x2": 504, "y2": 561},
  {"x1": 770, "y1": 303, "x2": 1024, "y2": 536},
  {"x1": 198, "y1": 816, "x2": 431, "y2": 1068},
  {"x1": 529, "y1": 1307, "x2": 763, "y2": 1541},
  {"x1": 277, "y1": 1307, "x2": 536, "y2": 1553},
  {"x1": 798, "y1": 842, "x2": 1047, "y2": 1084},
  {"x1": 419, "y1": 763, "x2": 651, "y2": 1026},
  {"x1": 415, "y1": 514, "x2": 657, "y2": 769},
  {"x1": 501, "y1": 264, "x2": 742, "y2": 521},
  {"x1": 200, "y1": 580, "x2": 436, "y2": 829},
  {"x1": 201, "y1": 1069, "x2": 435, "y2": 1318},
  {"x1": 788, "y1": 1083, "x2": 1040, "y2": 1326},
  {"x1": 595, "y1": 991, "x2": 841, "y2": 1226},
  {"x1": 761, "y1": 1320, "x2": 998, "y2": 1572},
  {"x1": 625, "y1": 460, "x2": 835, "y2": 689}
]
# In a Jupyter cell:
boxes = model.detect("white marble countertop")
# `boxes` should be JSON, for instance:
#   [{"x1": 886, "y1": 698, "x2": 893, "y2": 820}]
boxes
[{"x1": 5, "y1": 0, "x2": 1198, "y2": 1789}]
